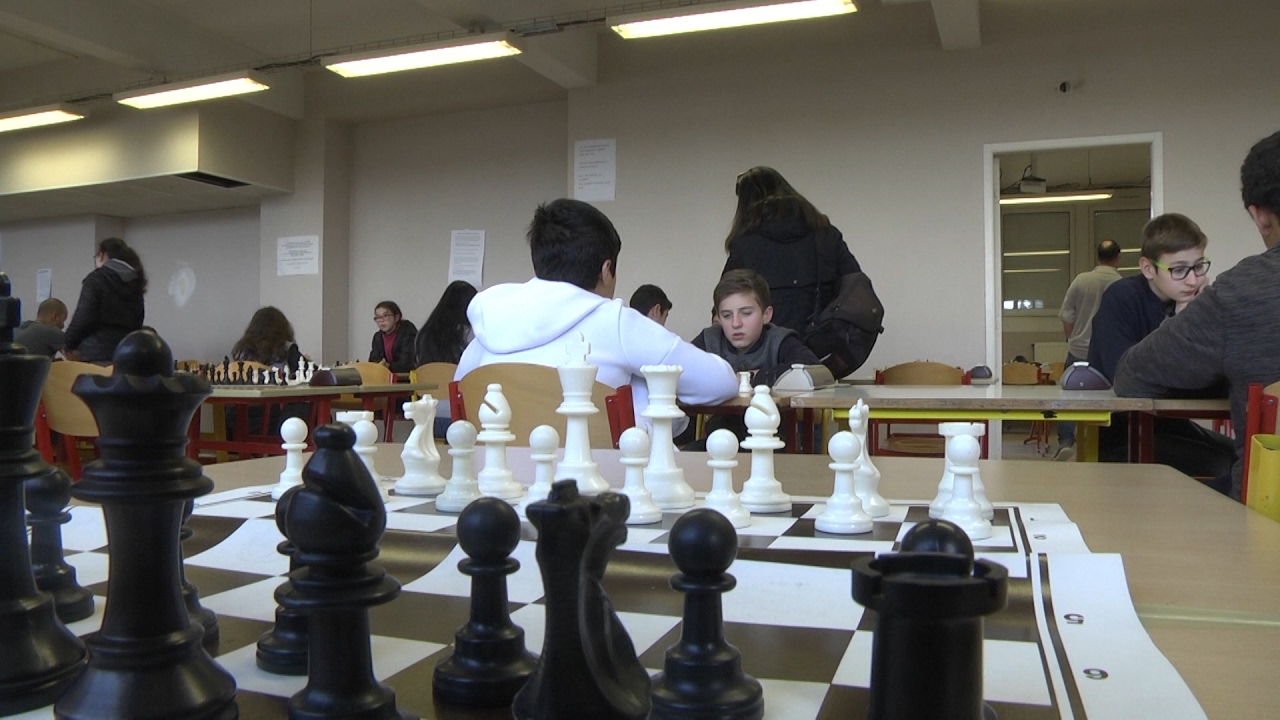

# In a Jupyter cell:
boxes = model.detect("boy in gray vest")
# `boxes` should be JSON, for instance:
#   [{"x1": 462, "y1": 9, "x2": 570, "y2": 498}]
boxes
[{"x1": 693, "y1": 269, "x2": 819, "y2": 384}]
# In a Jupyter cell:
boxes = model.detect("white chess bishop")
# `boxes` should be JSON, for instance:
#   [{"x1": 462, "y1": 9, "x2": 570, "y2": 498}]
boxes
[
  {"x1": 815, "y1": 431, "x2": 873, "y2": 535},
  {"x1": 554, "y1": 336, "x2": 609, "y2": 495},
  {"x1": 394, "y1": 395, "x2": 446, "y2": 497},
  {"x1": 476, "y1": 383, "x2": 524, "y2": 502},
  {"x1": 434, "y1": 420, "x2": 483, "y2": 513},
  {"x1": 847, "y1": 399, "x2": 889, "y2": 517},
  {"x1": 739, "y1": 386, "x2": 792, "y2": 514},
  {"x1": 618, "y1": 427, "x2": 663, "y2": 525},
  {"x1": 704, "y1": 429, "x2": 751, "y2": 529},
  {"x1": 272, "y1": 417, "x2": 308, "y2": 500},
  {"x1": 939, "y1": 433, "x2": 993, "y2": 540},
  {"x1": 517, "y1": 425, "x2": 560, "y2": 518},
  {"x1": 640, "y1": 364, "x2": 696, "y2": 509}
]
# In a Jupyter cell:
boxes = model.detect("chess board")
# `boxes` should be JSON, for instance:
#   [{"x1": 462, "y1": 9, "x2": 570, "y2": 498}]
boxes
[{"x1": 16, "y1": 489, "x2": 1206, "y2": 720}]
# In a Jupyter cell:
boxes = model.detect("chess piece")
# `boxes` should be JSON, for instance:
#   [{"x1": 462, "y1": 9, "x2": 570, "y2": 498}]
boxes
[
  {"x1": 618, "y1": 427, "x2": 662, "y2": 525},
  {"x1": 0, "y1": 274, "x2": 86, "y2": 716},
  {"x1": 477, "y1": 383, "x2": 524, "y2": 501},
  {"x1": 852, "y1": 519, "x2": 1008, "y2": 720},
  {"x1": 931, "y1": 423, "x2": 993, "y2": 521},
  {"x1": 939, "y1": 434, "x2": 993, "y2": 541},
  {"x1": 272, "y1": 416, "x2": 308, "y2": 500},
  {"x1": 739, "y1": 386, "x2": 791, "y2": 513},
  {"x1": 848, "y1": 400, "x2": 889, "y2": 517},
  {"x1": 276, "y1": 423, "x2": 414, "y2": 720},
  {"x1": 56, "y1": 330, "x2": 237, "y2": 720},
  {"x1": 651, "y1": 509, "x2": 764, "y2": 720},
  {"x1": 395, "y1": 396, "x2": 446, "y2": 497},
  {"x1": 514, "y1": 482, "x2": 650, "y2": 720},
  {"x1": 435, "y1": 420, "x2": 483, "y2": 513},
  {"x1": 353, "y1": 418, "x2": 383, "y2": 483},
  {"x1": 704, "y1": 429, "x2": 750, "y2": 529},
  {"x1": 517, "y1": 425, "x2": 560, "y2": 518},
  {"x1": 256, "y1": 537, "x2": 308, "y2": 675},
  {"x1": 737, "y1": 371, "x2": 753, "y2": 396},
  {"x1": 815, "y1": 431, "x2": 873, "y2": 535},
  {"x1": 433, "y1": 497, "x2": 538, "y2": 707},
  {"x1": 640, "y1": 365, "x2": 695, "y2": 509},
  {"x1": 181, "y1": 499, "x2": 220, "y2": 652},
  {"x1": 25, "y1": 466, "x2": 94, "y2": 623},
  {"x1": 555, "y1": 336, "x2": 609, "y2": 494}
]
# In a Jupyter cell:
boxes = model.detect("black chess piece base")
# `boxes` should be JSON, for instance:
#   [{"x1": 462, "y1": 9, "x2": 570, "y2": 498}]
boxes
[
  {"x1": 256, "y1": 605, "x2": 309, "y2": 676},
  {"x1": 27, "y1": 467, "x2": 94, "y2": 623}
]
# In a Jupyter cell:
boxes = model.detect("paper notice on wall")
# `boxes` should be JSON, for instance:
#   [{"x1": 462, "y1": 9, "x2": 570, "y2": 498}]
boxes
[
  {"x1": 277, "y1": 235, "x2": 320, "y2": 276},
  {"x1": 449, "y1": 230, "x2": 485, "y2": 287},
  {"x1": 35, "y1": 269, "x2": 52, "y2": 302},
  {"x1": 574, "y1": 139, "x2": 617, "y2": 202}
]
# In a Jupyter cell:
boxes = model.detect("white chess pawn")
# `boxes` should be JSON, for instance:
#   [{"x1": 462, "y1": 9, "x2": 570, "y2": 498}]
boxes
[
  {"x1": 272, "y1": 417, "x2": 308, "y2": 500},
  {"x1": 931, "y1": 422, "x2": 992, "y2": 519},
  {"x1": 395, "y1": 396, "x2": 446, "y2": 497},
  {"x1": 739, "y1": 386, "x2": 792, "y2": 514},
  {"x1": 554, "y1": 335, "x2": 609, "y2": 495},
  {"x1": 815, "y1": 431, "x2": 874, "y2": 535},
  {"x1": 352, "y1": 419, "x2": 383, "y2": 484},
  {"x1": 476, "y1": 383, "x2": 524, "y2": 502},
  {"x1": 704, "y1": 429, "x2": 751, "y2": 529},
  {"x1": 848, "y1": 400, "x2": 889, "y2": 517},
  {"x1": 641, "y1": 364, "x2": 696, "y2": 509},
  {"x1": 940, "y1": 433, "x2": 992, "y2": 541},
  {"x1": 618, "y1": 427, "x2": 663, "y2": 525},
  {"x1": 435, "y1": 420, "x2": 483, "y2": 513},
  {"x1": 737, "y1": 371, "x2": 753, "y2": 396},
  {"x1": 517, "y1": 425, "x2": 560, "y2": 518}
]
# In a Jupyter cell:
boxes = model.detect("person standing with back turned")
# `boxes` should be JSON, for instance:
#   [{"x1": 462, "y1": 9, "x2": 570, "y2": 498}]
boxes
[{"x1": 64, "y1": 237, "x2": 146, "y2": 364}]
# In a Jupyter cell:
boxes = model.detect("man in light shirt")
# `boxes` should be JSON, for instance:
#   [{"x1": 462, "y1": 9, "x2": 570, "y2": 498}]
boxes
[{"x1": 1055, "y1": 239, "x2": 1122, "y2": 459}]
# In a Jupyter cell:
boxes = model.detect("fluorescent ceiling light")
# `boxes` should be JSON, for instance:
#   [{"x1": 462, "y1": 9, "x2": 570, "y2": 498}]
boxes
[
  {"x1": 0, "y1": 103, "x2": 86, "y2": 133},
  {"x1": 323, "y1": 33, "x2": 521, "y2": 78},
  {"x1": 1002, "y1": 250, "x2": 1070, "y2": 257},
  {"x1": 115, "y1": 71, "x2": 269, "y2": 109},
  {"x1": 1002, "y1": 268, "x2": 1061, "y2": 274},
  {"x1": 610, "y1": 0, "x2": 856, "y2": 39},
  {"x1": 999, "y1": 192, "x2": 1114, "y2": 206}
]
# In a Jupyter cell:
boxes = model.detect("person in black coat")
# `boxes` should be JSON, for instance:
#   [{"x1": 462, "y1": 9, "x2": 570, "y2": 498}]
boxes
[
  {"x1": 369, "y1": 300, "x2": 418, "y2": 374},
  {"x1": 722, "y1": 166, "x2": 861, "y2": 333},
  {"x1": 64, "y1": 237, "x2": 146, "y2": 364}
]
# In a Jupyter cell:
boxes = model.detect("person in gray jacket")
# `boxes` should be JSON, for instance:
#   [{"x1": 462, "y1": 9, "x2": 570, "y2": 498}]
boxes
[{"x1": 14, "y1": 298, "x2": 68, "y2": 357}]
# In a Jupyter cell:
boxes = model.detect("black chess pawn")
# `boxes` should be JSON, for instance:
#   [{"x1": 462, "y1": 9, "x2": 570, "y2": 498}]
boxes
[
  {"x1": 181, "y1": 499, "x2": 220, "y2": 652},
  {"x1": 25, "y1": 465, "x2": 94, "y2": 623},
  {"x1": 276, "y1": 423, "x2": 415, "y2": 720},
  {"x1": 852, "y1": 519, "x2": 1008, "y2": 720},
  {"x1": 433, "y1": 497, "x2": 537, "y2": 707},
  {"x1": 55, "y1": 330, "x2": 237, "y2": 720},
  {"x1": 257, "y1": 494, "x2": 308, "y2": 676},
  {"x1": 650, "y1": 508, "x2": 764, "y2": 720},
  {"x1": 0, "y1": 273, "x2": 86, "y2": 716}
]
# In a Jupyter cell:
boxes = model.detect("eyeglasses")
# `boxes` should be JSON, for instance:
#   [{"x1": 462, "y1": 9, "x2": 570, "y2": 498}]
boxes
[
  {"x1": 1152, "y1": 257, "x2": 1211, "y2": 281},
  {"x1": 373, "y1": 314, "x2": 396, "y2": 321}
]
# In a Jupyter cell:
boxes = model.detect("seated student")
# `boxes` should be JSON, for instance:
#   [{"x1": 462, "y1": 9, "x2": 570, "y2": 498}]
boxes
[
  {"x1": 1088, "y1": 213, "x2": 1234, "y2": 490},
  {"x1": 416, "y1": 281, "x2": 478, "y2": 367},
  {"x1": 456, "y1": 198, "x2": 738, "y2": 426},
  {"x1": 15, "y1": 298, "x2": 68, "y2": 358},
  {"x1": 629, "y1": 284, "x2": 672, "y2": 327},
  {"x1": 229, "y1": 306, "x2": 307, "y2": 435},
  {"x1": 693, "y1": 269, "x2": 820, "y2": 382},
  {"x1": 1116, "y1": 131, "x2": 1280, "y2": 501},
  {"x1": 368, "y1": 300, "x2": 417, "y2": 374}
]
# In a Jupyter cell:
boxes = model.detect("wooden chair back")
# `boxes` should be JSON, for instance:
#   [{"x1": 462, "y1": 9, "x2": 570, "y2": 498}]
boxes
[
  {"x1": 331, "y1": 361, "x2": 394, "y2": 412},
  {"x1": 411, "y1": 363, "x2": 458, "y2": 403},
  {"x1": 41, "y1": 361, "x2": 113, "y2": 437},
  {"x1": 457, "y1": 363, "x2": 615, "y2": 448},
  {"x1": 176, "y1": 358, "x2": 202, "y2": 372},
  {"x1": 876, "y1": 361, "x2": 966, "y2": 385},
  {"x1": 1001, "y1": 361, "x2": 1043, "y2": 386},
  {"x1": 1045, "y1": 361, "x2": 1065, "y2": 384}
]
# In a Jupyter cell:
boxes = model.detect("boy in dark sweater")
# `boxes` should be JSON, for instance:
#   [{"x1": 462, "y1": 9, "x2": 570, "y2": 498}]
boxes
[{"x1": 693, "y1": 269, "x2": 819, "y2": 383}]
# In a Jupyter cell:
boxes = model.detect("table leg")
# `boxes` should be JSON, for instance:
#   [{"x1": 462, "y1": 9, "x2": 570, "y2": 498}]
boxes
[{"x1": 1078, "y1": 423, "x2": 1099, "y2": 462}]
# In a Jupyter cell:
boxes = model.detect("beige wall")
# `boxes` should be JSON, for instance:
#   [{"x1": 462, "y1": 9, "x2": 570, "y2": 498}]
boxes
[{"x1": 0, "y1": 216, "x2": 97, "y2": 321}]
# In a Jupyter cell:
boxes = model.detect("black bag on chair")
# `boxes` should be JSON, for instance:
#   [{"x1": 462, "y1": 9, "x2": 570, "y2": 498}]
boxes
[{"x1": 804, "y1": 271, "x2": 885, "y2": 379}]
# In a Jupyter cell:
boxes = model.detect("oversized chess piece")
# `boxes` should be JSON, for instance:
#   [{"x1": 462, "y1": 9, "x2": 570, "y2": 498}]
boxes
[
  {"x1": 477, "y1": 384, "x2": 525, "y2": 501},
  {"x1": 517, "y1": 425, "x2": 560, "y2": 518},
  {"x1": 513, "y1": 482, "x2": 651, "y2": 720},
  {"x1": 848, "y1": 400, "x2": 889, "y2": 517},
  {"x1": 815, "y1": 431, "x2": 873, "y2": 535},
  {"x1": 618, "y1": 427, "x2": 662, "y2": 525},
  {"x1": 353, "y1": 418, "x2": 383, "y2": 483},
  {"x1": 395, "y1": 395, "x2": 446, "y2": 497},
  {"x1": 436, "y1": 420, "x2": 483, "y2": 513},
  {"x1": 181, "y1": 499, "x2": 220, "y2": 652},
  {"x1": 273, "y1": 416, "x2": 308, "y2": 500},
  {"x1": 256, "y1": 537, "x2": 308, "y2": 675},
  {"x1": 704, "y1": 429, "x2": 750, "y2": 529},
  {"x1": 433, "y1": 497, "x2": 538, "y2": 707},
  {"x1": 930, "y1": 423, "x2": 993, "y2": 520},
  {"x1": 25, "y1": 465, "x2": 94, "y2": 622},
  {"x1": 739, "y1": 386, "x2": 791, "y2": 514},
  {"x1": 56, "y1": 330, "x2": 237, "y2": 720},
  {"x1": 640, "y1": 364, "x2": 695, "y2": 509},
  {"x1": 852, "y1": 519, "x2": 1008, "y2": 720},
  {"x1": 0, "y1": 275, "x2": 86, "y2": 716},
  {"x1": 939, "y1": 434, "x2": 993, "y2": 541},
  {"x1": 555, "y1": 336, "x2": 609, "y2": 494},
  {"x1": 276, "y1": 423, "x2": 414, "y2": 720},
  {"x1": 651, "y1": 509, "x2": 764, "y2": 720}
]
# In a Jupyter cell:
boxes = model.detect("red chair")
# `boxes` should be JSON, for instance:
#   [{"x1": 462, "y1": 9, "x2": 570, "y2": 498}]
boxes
[
  {"x1": 606, "y1": 384, "x2": 636, "y2": 449},
  {"x1": 1241, "y1": 381, "x2": 1280, "y2": 504}
]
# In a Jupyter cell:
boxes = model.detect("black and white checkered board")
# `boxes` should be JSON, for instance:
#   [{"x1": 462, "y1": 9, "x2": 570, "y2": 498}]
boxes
[{"x1": 16, "y1": 490, "x2": 1204, "y2": 720}]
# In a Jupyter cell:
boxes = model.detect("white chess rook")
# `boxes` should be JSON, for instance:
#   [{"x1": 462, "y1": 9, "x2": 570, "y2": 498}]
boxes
[
  {"x1": 618, "y1": 427, "x2": 663, "y2": 525},
  {"x1": 272, "y1": 417, "x2": 308, "y2": 500},
  {"x1": 704, "y1": 429, "x2": 751, "y2": 529},
  {"x1": 930, "y1": 422, "x2": 992, "y2": 520},
  {"x1": 739, "y1": 386, "x2": 792, "y2": 514},
  {"x1": 518, "y1": 425, "x2": 560, "y2": 518},
  {"x1": 848, "y1": 399, "x2": 889, "y2": 517},
  {"x1": 435, "y1": 421, "x2": 483, "y2": 513},
  {"x1": 475, "y1": 383, "x2": 524, "y2": 502},
  {"x1": 815, "y1": 431, "x2": 873, "y2": 535},
  {"x1": 395, "y1": 396, "x2": 446, "y2": 497},
  {"x1": 641, "y1": 364, "x2": 696, "y2": 509},
  {"x1": 939, "y1": 433, "x2": 993, "y2": 540},
  {"x1": 554, "y1": 336, "x2": 609, "y2": 495}
]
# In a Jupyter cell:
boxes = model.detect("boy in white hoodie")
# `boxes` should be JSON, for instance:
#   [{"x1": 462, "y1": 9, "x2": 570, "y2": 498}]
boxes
[{"x1": 455, "y1": 199, "x2": 739, "y2": 427}]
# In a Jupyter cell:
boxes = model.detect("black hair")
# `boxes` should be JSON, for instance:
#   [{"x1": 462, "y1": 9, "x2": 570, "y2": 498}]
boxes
[
  {"x1": 416, "y1": 280, "x2": 478, "y2": 366},
  {"x1": 528, "y1": 199, "x2": 622, "y2": 290},
  {"x1": 1097, "y1": 239, "x2": 1121, "y2": 262},
  {"x1": 97, "y1": 237, "x2": 148, "y2": 293},
  {"x1": 231, "y1": 306, "x2": 295, "y2": 365},
  {"x1": 1242, "y1": 131, "x2": 1280, "y2": 217},
  {"x1": 629, "y1": 284, "x2": 672, "y2": 315},
  {"x1": 374, "y1": 300, "x2": 402, "y2": 318},
  {"x1": 724, "y1": 166, "x2": 829, "y2": 253}
]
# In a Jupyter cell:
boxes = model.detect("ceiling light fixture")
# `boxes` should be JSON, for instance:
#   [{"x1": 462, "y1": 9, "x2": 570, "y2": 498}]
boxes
[
  {"x1": 323, "y1": 33, "x2": 521, "y2": 78},
  {"x1": 609, "y1": 0, "x2": 856, "y2": 39},
  {"x1": 999, "y1": 192, "x2": 1114, "y2": 206},
  {"x1": 115, "y1": 71, "x2": 270, "y2": 109},
  {"x1": 0, "y1": 103, "x2": 86, "y2": 133}
]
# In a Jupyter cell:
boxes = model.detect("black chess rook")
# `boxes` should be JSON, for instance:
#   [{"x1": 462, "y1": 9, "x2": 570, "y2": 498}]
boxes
[{"x1": 25, "y1": 466, "x2": 94, "y2": 623}]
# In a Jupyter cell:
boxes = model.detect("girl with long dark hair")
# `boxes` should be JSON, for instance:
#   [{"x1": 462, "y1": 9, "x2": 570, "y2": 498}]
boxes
[
  {"x1": 64, "y1": 237, "x2": 147, "y2": 363},
  {"x1": 415, "y1": 281, "x2": 478, "y2": 366}
]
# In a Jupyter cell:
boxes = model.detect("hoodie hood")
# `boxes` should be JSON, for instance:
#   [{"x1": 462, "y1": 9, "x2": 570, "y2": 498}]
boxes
[
  {"x1": 102, "y1": 258, "x2": 138, "y2": 283},
  {"x1": 754, "y1": 215, "x2": 810, "y2": 243},
  {"x1": 468, "y1": 278, "x2": 611, "y2": 354}
]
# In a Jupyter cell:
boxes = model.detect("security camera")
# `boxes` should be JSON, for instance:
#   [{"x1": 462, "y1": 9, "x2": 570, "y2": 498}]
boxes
[{"x1": 1058, "y1": 81, "x2": 1073, "y2": 94}]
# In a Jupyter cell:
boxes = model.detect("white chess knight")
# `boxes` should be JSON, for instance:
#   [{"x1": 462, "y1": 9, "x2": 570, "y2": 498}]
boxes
[
  {"x1": 475, "y1": 383, "x2": 524, "y2": 502},
  {"x1": 394, "y1": 395, "x2": 446, "y2": 497},
  {"x1": 939, "y1": 433, "x2": 993, "y2": 540},
  {"x1": 930, "y1": 422, "x2": 994, "y2": 520},
  {"x1": 847, "y1": 399, "x2": 889, "y2": 517},
  {"x1": 815, "y1": 431, "x2": 873, "y2": 535},
  {"x1": 618, "y1": 427, "x2": 663, "y2": 525},
  {"x1": 272, "y1": 417, "x2": 308, "y2": 500},
  {"x1": 704, "y1": 429, "x2": 751, "y2": 529},
  {"x1": 641, "y1": 364, "x2": 696, "y2": 509},
  {"x1": 554, "y1": 336, "x2": 609, "y2": 495},
  {"x1": 739, "y1": 386, "x2": 792, "y2": 514},
  {"x1": 434, "y1": 420, "x2": 483, "y2": 513},
  {"x1": 517, "y1": 425, "x2": 560, "y2": 518}
]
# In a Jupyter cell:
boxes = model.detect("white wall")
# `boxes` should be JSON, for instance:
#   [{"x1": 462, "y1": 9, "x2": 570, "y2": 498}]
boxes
[{"x1": 0, "y1": 216, "x2": 97, "y2": 322}]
